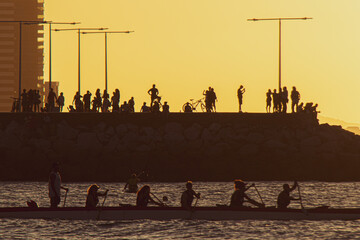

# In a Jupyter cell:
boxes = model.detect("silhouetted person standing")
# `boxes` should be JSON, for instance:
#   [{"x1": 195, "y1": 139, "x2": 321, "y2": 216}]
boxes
[
  {"x1": 111, "y1": 89, "x2": 120, "y2": 112},
  {"x1": 49, "y1": 162, "x2": 68, "y2": 208},
  {"x1": 21, "y1": 89, "x2": 28, "y2": 112},
  {"x1": 83, "y1": 91, "x2": 92, "y2": 112},
  {"x1": 128, "y1": 97, "x2": 135, "y2": 113},
  {"x1": 34, "y1": 90, "x2": 41, "y2": 112},
  {"x1": 266, "y1": 89, "x2": 272, "y2": 113},
  {"x1": 47, "y1": 88, "x2": 57, "y2": 112},
  {"x1": 57, "y1": 92, "x2": 65, "y2": 112},
  {"x1": 291, "y1": 87, "x2": 300, "y2": 113},
  {"x1": 210, "y1": 88, "x2": 217, "y2": 112},
  {"x1": 237, "y1": 85, "x2": 245, "y2": 112},
  {"x1": 282, "y1": 86, "x2": 288, "y2": 113},
  {"x1": 148, "y1": 84, "x2": 161, "y2": 107},
  {"x1": 203, "y1": 87, "x2": 213, "y2": 112},
  {"x1": 272, "y1": 89, "x2": 278, "y2": 113}
]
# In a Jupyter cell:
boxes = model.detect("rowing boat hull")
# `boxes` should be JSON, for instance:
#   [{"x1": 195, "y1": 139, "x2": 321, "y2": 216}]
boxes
[{"x1": 1, "y1": 206, "x2": 360, "y2": 220}]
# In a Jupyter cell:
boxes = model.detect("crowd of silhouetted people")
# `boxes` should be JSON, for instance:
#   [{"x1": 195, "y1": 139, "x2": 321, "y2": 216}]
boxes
[
  {"x1": 264, "y1": 86, "x2": 318, "y2": 114},
  {"x1": 12, "y1": 84, "x2": 318, "y2": 114}
]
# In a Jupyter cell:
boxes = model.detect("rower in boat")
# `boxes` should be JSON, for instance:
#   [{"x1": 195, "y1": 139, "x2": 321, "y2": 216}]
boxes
[
  {"x1": 181, "y1": 181, "x2": 200, "y2": 209},
  {"x1": 48, "y1": 162, "x2": 68, "y2": 208},
  {"x1": 85, "y1": 184, "x2": 109, "y2": 209},
  {"x1": 230, "y1": 180, "x2": 265, "y2": 208},
  {"x1": 136, "y1": 185, "x2": 164, "y2": 207},
  {"x1": 277, "y1": 181, "x2": 299, "y2": 208},
  {"x1": 124, "y1": 173, "x2": 140, "y2": 193}
]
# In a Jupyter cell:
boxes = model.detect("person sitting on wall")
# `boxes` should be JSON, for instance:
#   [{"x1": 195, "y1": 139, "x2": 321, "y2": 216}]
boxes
[
  {"x1": 141, "y1": 102, "x2": 150, "y2": 113},
  {"x1": 162, "y1": 102, "x2": 170, "y2": 113}
]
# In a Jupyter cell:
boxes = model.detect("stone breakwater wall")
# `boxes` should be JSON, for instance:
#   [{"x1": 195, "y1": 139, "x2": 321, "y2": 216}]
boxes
[{"x1": 0, "y1": 113, "x2": 359, "y2": 181}]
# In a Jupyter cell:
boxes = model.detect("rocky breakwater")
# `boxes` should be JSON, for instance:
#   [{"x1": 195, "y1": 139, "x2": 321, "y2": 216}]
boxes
[{"x1": 0, "y1": 113, "x2": 359, "y2": 181}]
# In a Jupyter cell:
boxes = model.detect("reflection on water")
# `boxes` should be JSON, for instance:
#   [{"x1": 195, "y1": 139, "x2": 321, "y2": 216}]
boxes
[{"x1": 0, "y1": 182, "x2": 360, "y2": 239}]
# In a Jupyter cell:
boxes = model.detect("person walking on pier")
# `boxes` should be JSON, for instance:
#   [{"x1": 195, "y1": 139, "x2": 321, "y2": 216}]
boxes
[
  {"x1": 291, "y1": 87, "x2": 300, "y2": 113},
  {"x1": 49, "y1": 162, "x2": 68, "y2": 208},
  {"x1": 266, "y1": 89, "x2": 272, "y2": 113},
  {"x1": 237, "y1": 85, "x2": 245, "y2": 112}
]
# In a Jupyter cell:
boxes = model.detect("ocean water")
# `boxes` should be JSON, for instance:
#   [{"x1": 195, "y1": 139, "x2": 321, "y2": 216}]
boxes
[{"x1": 0, "y1": 181, "x2": 360, "y2": 239}]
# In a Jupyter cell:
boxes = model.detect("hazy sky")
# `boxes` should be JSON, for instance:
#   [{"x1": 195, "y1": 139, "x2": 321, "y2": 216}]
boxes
[{"x1": 45, "y1": 0, "x2": 360, "y2": 123}]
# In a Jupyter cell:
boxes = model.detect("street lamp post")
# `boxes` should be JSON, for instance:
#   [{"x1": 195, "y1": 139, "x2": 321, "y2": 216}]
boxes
[
  {"x1": 81, "y1": 31, "x2": 134, "y2": 91},
  {"x1": 248, "y1": 17, "x2": 312, "y2": 92},
  {"x1": 0, "y1": 20, "x2": 46, "y2": 112},
  {"x1": 53, "y1": 27, "x2": 108, "y2": 94}
]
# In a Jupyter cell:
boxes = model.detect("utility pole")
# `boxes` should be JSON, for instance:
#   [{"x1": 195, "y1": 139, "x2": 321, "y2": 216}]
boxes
[
  {"x1": 248, "y1": 17, "x2": 312, "y2": 92},
  {"x1": 81, "y1": 31, "x2": 134, "y2": 91},
  {"x1": 53, "y1": 27, "x2": 108, "y2": 94}
]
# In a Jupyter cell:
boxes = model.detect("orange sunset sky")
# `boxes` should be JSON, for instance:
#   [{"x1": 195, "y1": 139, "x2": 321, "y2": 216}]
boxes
[{"x1": 45, "y1": 0, "x2": 360, "y2": 123}]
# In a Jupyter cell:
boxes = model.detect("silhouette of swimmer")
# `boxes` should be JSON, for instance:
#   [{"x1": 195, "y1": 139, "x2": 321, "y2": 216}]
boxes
[
  {"x1": 148, "y1": 84, "x2": 161, "y2": 107},
  {"x1": 266, "y1": 89, "x2": 272, "y2": 113},
  {"x1": 237, "y1": 85, "x2": 245, "y2": 112},
  {"x1": 48, "y1": 162, "x2": 68, "y2": 208}
]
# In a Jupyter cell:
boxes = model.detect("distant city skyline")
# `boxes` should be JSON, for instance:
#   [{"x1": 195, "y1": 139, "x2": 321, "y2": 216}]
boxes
[{"x1": 43, "y1": 0, "x2": 360, "y2": 123}]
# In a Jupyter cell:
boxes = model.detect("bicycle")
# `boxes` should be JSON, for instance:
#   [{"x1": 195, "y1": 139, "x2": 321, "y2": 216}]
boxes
[{"x1": 182, "y1": 97, "x2": 207, "y2": 112}]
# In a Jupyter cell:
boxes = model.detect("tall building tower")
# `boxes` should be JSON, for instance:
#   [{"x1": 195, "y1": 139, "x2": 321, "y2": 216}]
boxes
[{"x1": 0, "y1": 0, "x2": 44, "y2": 112}]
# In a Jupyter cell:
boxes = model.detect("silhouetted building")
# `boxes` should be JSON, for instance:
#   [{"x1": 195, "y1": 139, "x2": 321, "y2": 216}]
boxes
[{"x1": 0, "y1": 0, "x2": 44, "y2": 111}]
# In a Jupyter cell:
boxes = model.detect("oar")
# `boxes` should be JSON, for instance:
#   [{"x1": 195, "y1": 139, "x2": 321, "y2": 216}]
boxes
[
  {"x1": 297, "y1": 184, "x2": 304, "y2": 210},
  {"x1": 150, "y1": 192, "x2": 166, "y2": 206},
  {"x1": 63, "y1": 190, "x2": 68, "y2": 207},
  {"x1": 253, "y1": 185, "x2": 265, "y2": 207},
  {"x1": 96, "y1": 190, "x2": 109, "y2": 220}
]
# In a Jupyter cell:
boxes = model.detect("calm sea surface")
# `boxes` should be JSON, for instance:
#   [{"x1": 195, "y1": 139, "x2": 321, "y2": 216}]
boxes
[{"x1": 1, "y1": 181, "x2": 360, "y2": 239}]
